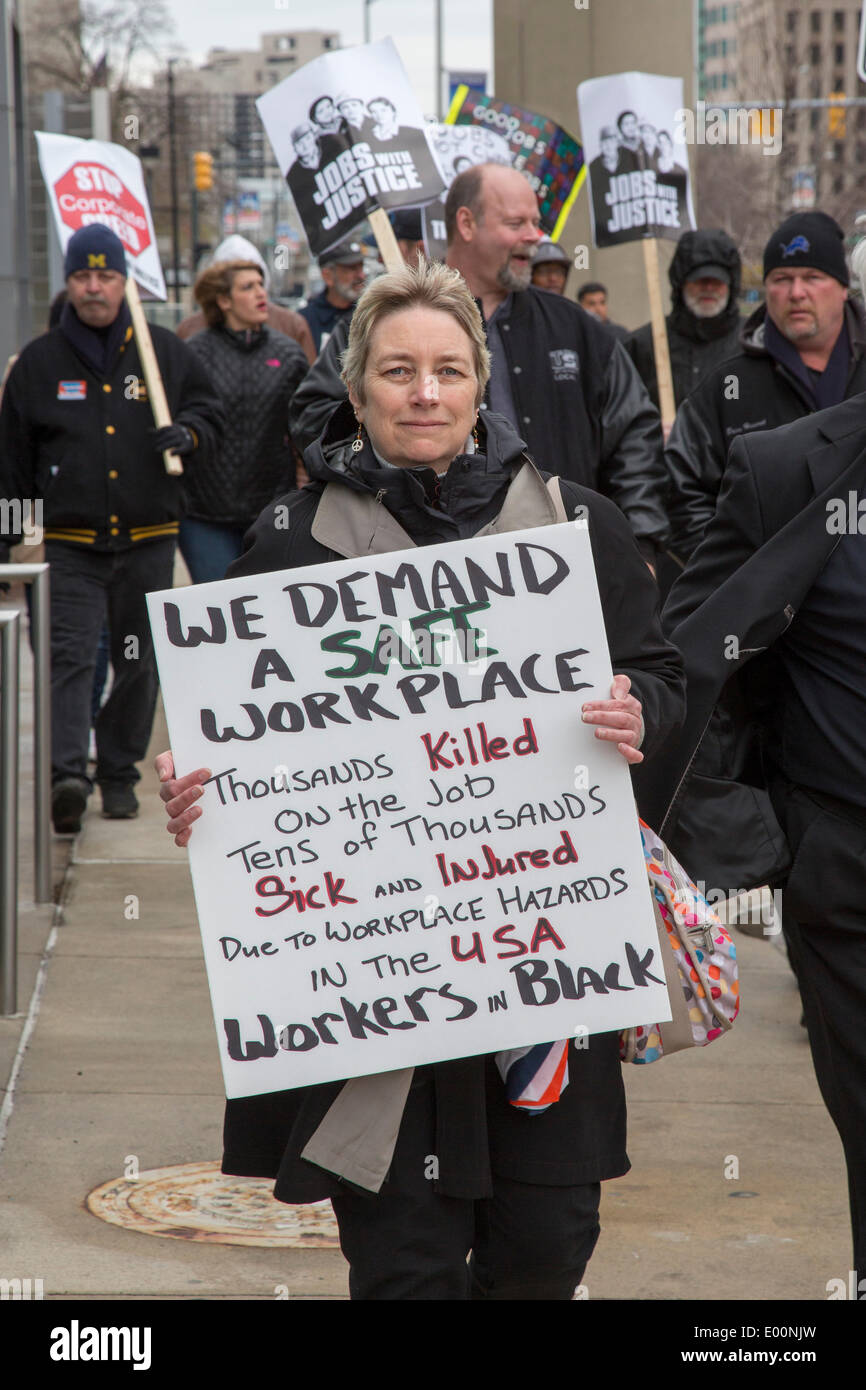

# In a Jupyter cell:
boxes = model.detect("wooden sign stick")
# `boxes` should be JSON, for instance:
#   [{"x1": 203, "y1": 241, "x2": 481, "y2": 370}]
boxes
[
  {"x1": 368, "y1": 207, "x2": 405, "y2": 273},
  {"x1": 641, "y1": 236, "x2": 676, "y2": 435},
  {"x1": 124, "y1": 277, "x2": 184, "y2": 476}
]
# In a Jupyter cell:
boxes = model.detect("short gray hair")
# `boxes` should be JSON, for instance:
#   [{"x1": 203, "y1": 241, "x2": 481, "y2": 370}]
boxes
[{"x1": 340, "y1": 259, "x2": 491, "y2": 407}]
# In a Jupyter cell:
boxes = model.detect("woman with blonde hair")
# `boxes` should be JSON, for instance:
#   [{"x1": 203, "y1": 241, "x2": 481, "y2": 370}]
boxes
[{"x1": 157, "y1": 259, "x2": 685, "y2": 1300}]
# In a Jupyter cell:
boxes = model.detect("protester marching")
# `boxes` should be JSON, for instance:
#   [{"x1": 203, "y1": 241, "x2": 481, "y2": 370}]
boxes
[{"x1": 2, "y1": 9, "x2": 866, "y2": 1348}]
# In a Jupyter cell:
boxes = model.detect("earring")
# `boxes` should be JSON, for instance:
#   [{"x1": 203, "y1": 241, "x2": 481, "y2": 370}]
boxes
[
  {"x1": 351, "y1": 420, "x2": 364, "y2": 454},
  {"x1": 473, "y1": 418, "x2": 479, "y2": 450}
]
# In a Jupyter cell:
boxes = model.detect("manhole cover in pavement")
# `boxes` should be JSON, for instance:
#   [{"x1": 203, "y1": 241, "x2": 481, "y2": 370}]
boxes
[{"x1": 86, "y1": 1161, "x2": 340, "y2": 1248}]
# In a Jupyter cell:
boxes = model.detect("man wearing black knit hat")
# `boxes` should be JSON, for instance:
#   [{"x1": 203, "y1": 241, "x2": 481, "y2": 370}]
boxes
[
  {"x1": 0, "y1": 224, "x2": 222, "y2": 832},
  {"x1": 664, "y1": 209, "x2": 866, "y2": 563},
  {"x1": 638, "y1": 219, "x2": 866, "y2": 1284}
]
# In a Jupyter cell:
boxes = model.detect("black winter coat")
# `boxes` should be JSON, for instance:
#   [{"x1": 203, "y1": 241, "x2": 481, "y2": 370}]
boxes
[
  {"x1": 183, "y1": 324, "x2": 308, "y2": 528},
  {"x1": 0, "y1": 313, "x2": 223, "y2": 554},
  {"x1": 637, "y1": 393, "x2": 866, "y2": 895},
  {"x1": 625, "y1": 228, "x2": 743, "y2": 412},
  {"x1": 664, "y1": 297, "x2": 866, "y2": 562},
  {"x1": 220, "y1": 402, "x2": 686, "y2": 1203},
  {"x1": 289, "y1": 288, "x2": 670, "y2": 549}
]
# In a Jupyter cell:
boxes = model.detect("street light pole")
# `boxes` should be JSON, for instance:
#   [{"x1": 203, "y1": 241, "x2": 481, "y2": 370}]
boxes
[
  {"x1": 167, "y1": 59, "x2": 181, "y2": 305},
  {"x1": 435, "y1": 0, "x2": 443, "y2": 120}
]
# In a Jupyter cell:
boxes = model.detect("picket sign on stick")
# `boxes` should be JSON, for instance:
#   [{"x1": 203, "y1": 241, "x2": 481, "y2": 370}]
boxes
[
  {"x1": 641, "y1": 236, "x2": 676, "y2": 433},
  {"x1": 124, "y1": 278, "x2": 183, "y2": 476},
  {"x1": 368, "y1": 207, "x2": 405, "y2": 273}
]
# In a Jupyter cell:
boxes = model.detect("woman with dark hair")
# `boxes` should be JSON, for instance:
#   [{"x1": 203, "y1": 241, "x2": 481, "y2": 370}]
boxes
[
  {"x1": 179, "y1": 259, "x2": 309, "y2": 583},
  {"x1": 156, "y1": 260, "x2": 685, "y2": 1300}
]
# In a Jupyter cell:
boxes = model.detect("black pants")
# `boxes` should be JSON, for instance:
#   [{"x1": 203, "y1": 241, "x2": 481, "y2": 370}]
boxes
[
  {"x1": 47, "y1": 539, "x2": 176, "y2": 788},
  {"x1": 330, "y1": 1077, "x2": 600, "y2": 1300},
  {"x1": 773, "y1": 782, "x2": 866, "y2": 1278}
]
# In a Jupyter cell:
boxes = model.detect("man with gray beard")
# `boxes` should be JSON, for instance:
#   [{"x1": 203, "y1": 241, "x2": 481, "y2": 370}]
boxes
[
  {"x1": 444, "y1": 163, "x2": 669, "y2": 563},
  {"x1": 625, "y1": 227, "x2": 742, "y2": 424}
]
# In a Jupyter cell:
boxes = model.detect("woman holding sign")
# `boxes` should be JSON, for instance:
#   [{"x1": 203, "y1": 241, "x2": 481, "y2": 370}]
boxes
[{"x1": 156, "y1": 260, "x2": 684, "y2": 1300}]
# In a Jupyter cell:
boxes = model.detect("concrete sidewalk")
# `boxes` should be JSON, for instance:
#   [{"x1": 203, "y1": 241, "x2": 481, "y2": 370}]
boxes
[{"x1": 0, "y1": 598, "x2": 851, "y2": 1300}]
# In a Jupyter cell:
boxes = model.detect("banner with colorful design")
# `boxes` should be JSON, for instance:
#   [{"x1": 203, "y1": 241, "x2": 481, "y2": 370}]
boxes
[{"x1": 445, "y1": 87, "x2": 585, "y2": 241}]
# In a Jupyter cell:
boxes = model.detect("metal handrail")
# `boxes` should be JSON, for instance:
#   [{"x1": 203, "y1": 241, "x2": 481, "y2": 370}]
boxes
[
  {"x1": 0, "y1": 564, "x2": 51, "y2": 903},
  {"x1": 0, "y1": 610, "x2": 21, "y2": 1015}
]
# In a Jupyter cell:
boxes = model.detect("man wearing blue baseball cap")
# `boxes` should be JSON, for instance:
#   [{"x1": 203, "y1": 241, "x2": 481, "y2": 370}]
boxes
[{"x1": 0, "y1": 224, "x2": 223, "y2": 832}]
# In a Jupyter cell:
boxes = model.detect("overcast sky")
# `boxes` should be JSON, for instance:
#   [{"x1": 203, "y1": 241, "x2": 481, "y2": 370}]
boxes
[{"x1": 154, "y1": 0, "x2": 492, "y2": 117}]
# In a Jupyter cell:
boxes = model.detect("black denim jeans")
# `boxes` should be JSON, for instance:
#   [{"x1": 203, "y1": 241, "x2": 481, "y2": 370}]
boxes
[{"x1": 47, "y1": 538, "x2": 176, "y2": 788}]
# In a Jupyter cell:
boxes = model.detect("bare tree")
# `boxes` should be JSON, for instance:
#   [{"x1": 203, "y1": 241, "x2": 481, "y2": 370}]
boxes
[{"x1": 25, "y1": 0, "x2": 177, "y2": 105}]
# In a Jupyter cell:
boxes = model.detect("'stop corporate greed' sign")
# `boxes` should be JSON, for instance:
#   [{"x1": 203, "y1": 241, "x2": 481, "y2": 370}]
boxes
[
  {"x1": 148, "y1": 523, "x2": 668, "y2": 1100},
  {"x1": 257, "y1": 37, "x2": 445, "y2": 258},
  {"x1": 35, "y1": 131, "x2": 166, "y2": 299}
]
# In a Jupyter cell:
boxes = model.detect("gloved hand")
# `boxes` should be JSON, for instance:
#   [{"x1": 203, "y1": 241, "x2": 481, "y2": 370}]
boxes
[{"x1": 151, "y1": 423, "x2": 196, "y2": 457}]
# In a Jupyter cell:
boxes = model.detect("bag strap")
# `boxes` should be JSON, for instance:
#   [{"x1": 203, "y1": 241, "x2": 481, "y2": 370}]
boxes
[{"x1": 652, "y1": 897, "x2": 697, "y2": 1056}]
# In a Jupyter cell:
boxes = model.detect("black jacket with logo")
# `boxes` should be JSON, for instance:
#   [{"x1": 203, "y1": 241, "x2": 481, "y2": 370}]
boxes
[
  {"x1": 184, "y1": 323, "x2": 308, "y2": 528},
  {"x1": 289, "y1": 288, "x2": 669, "y2": 550},
  {"x1": 0, "y1": 313, "x2": 223, "y2": 554},
  {"x1": 664, "y1": 297, "x2": 866, "y2": 562},
  {"x1": 220, "y1": 402, "x2": 686, "y2": 1202}
]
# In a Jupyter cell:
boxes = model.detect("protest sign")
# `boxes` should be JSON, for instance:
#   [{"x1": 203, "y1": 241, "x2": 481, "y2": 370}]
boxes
[
  {"x1": 35, "y1": 131, "x2": 165, "y2": 299},
  {"x1": 421, "y1": 121, "x2": 512, "y2": 260},
  {"x1": 35, "y1": 130, "x2": 183, "y2": 472},
  {"x1": 445, "y1": 87, "x2": 584, "y2": 240},
  {"x1": 148, "y1": 523, "x2": 668, "y2": 1100},
  {"x1": 257, "y1": 37, "x2": 446, "y2": 259},
  {"x1": 577, "y1": 72, "x2": 696, "y2": 250}
]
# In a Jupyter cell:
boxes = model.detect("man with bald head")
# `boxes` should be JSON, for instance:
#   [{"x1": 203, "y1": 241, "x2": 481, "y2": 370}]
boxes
[{"x1": 444, "y1": 163, "x2": 668, "y2": 561}]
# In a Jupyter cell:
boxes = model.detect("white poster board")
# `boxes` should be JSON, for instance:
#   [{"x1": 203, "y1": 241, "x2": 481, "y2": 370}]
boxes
[
  {"x1": 577, "y1": 72, "x2": 696, "y2": 250},
  {"x1": 148, "y1": 522, "x2": 669, "y2": 1099},
  {"x1": 257, "y1": 37, "x2": 446, "y2": 258},
  {"x1": 35, "y1": 131, "x2": 166, "y2": 299}
]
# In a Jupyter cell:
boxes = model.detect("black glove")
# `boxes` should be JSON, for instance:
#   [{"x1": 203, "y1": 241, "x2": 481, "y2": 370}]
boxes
[{"x1": 151, "y1": 423, "x2": 196, "y2": 457}]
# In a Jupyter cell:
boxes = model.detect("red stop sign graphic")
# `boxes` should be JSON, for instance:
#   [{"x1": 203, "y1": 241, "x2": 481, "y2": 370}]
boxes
[{"x1": 54, "y1": 161, "x2": 151, "y2": 257}]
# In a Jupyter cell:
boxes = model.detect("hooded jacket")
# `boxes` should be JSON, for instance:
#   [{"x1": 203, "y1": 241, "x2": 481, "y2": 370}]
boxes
[
  {"x1": 220, "y1": 402, "x2": 686, "y2": 1202},
  {"x1": 183, "y1": 323, "x2": 308, "y2": 528},
  {"x1": 288, "y1": 288, "x2": 669, "y2": 551},
  {"x1": 625, "y1": 228, "x2": 743, "y2": 412},
  {"x1": 664, "y1": 294, "x2": 866, "y2": 563}
]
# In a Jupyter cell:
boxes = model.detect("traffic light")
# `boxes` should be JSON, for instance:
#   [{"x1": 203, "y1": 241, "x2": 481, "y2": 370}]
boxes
[
  {"x1": 828, "y1": 93, "x2": 846, "y2": 140},
  {"x1": 193, "y1": 151, "x2": 214, "y2": 192}
]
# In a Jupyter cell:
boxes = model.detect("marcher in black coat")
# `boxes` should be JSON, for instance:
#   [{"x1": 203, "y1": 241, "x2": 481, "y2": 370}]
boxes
[
  {"x1": 157, "y1": 261, "x2": 685, "y2": 1301},
  {"x1": 0, "y1": 224, "x2": 223, "y2": 830},
  {"x1": 179, "y1": 258, "x2": 308, "y2": 583},
  {"x1": 636, "y1": 392, "x2": 866, "y2": 1281},
  {"x1": 625, "y1": 228, "x2": 743, "y2": 415}
]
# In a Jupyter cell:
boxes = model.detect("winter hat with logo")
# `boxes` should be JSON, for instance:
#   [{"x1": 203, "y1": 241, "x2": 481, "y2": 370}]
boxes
[
  {"x1": 763, "y1": 211, "x2": 849, "y2": 285},
  {"x1": 64, "y1": 224, "x2": 127, "y2": 278}
]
